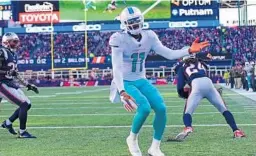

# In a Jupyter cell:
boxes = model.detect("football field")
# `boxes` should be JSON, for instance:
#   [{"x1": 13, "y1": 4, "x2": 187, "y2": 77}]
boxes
[{"x1": 0, "y1": 85, "x2": 255, "y2": 156}]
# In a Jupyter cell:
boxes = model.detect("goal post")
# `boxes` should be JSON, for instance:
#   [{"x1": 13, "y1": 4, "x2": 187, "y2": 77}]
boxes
[{"x1": 50, "y1": 3, "x2": 88, "y2": 71}]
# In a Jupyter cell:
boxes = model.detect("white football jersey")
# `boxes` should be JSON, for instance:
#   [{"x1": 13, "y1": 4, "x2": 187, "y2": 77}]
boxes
[{"x1": 109, "y1": 30, "x2": 161, "y2": 81}]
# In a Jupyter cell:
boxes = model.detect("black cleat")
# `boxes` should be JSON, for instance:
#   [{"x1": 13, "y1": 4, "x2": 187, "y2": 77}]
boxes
[
  {"x1": 1, "y1": 121, "x2": 17, "y2": 135},
  {"x1": 18, "y1": 131, "x2": 37, "y2": 139}
]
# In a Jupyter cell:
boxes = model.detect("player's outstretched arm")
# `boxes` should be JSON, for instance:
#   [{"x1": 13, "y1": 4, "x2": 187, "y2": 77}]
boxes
[{"x1": 151, "y1": 31, "x2": 209, "y2": 60}]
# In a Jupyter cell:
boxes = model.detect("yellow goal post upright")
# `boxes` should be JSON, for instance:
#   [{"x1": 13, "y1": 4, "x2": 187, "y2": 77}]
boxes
[{"x1": 50, "y1": 2, "x2": 88, "y2": 74}]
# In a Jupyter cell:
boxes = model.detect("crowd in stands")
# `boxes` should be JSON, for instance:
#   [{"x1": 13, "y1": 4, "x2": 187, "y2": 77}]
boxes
[
  {"x1": 89, "y1": 27, "x2": 256, "y2": 64},
  {"x1": 1, "y1": 33, "x2": 86, "y2": 60},
  {"x1": 1, "y1": 27, "x2": 255, "y2": 64}
]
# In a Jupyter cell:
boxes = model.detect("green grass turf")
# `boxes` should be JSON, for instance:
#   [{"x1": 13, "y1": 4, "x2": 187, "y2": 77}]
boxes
[
  {"x1": 59, "y1": 0, "x2": 170, "y2": 21},
  {"x1": 0, "y1": 86, "x2": 256, "y2": 156}
]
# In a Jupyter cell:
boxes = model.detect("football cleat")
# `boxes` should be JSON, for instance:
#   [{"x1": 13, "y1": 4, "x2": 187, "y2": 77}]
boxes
[
  {"x1": 126, "y1": 136, "x2": 142, "y2": 156},
  {"x1": 148, "y1": 147, "x2": 165, "y2": 156},
  {"x1": 175, "y1": 127, "x2": 193, "y2": 141},
  {"x1": 234, "y1": 130, "x2": 246, "y2": 138},
  {"x1": 248, "y1": 88, "x2": 253, "y2": 92},
  {"x1": 1, "y1": 120, "x2": 17, "y2": 135},
  {"x1": 18, "y1": 131, "x2": 37, "y2": 139}
]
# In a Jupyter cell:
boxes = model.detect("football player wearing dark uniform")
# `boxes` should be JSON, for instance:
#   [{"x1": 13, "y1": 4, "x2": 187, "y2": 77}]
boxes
[
  {"x1": 172, "y1": 55, "x2": 245, "y2": 141},
  {"x1": 0, "y1": 32, "x2": 38, "y2": 138}
]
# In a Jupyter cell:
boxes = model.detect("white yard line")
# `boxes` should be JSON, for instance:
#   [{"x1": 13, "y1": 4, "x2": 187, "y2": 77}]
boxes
[
  {"x1": 0, "y1": 100, "x2": 192, "y2": 106},
  {"x1": 1, "y1": 102, "x2": 250, "y2": 108},
  {"x1": 0, "y1": 112, "x2": 249, "y2": 118},
  {"x1": 0, "y1": 124, "x2": 256, "y2": 129},
  {"x1": 27, "y1": 88, "x2": 109, "y2": 98},
  {"x1": 1, "y1": 100, "x2": 245, "y2": 106},
  {"x1": 1, "y1": 105, "x2": 216, "y2": 110}
]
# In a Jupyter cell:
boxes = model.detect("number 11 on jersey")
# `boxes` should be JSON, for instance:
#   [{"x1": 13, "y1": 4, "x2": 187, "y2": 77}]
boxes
[{"x1": 131, "y1": 52, "x2": 145, "y2": 72}]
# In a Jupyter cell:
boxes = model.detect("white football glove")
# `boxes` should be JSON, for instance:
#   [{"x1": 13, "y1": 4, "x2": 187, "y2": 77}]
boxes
[{"x1": 120, "y1": 91, "x2": 137, "y2": 112}]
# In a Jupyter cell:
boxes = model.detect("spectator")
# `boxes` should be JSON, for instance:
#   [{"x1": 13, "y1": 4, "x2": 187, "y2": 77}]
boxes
[
  {"x1": 234, "y1": 65, "x2": 243, "y2": 89},
  {"x1": 224, "y1": 70, "x2": 230, "y2": 86},
  {"x1": 229, "y1": 67, "x2": 235, "y2": 89}
]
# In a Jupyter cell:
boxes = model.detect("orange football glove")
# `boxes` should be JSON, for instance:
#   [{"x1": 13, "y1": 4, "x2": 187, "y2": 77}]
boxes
[{"x1": 189, "y1": 37, "x2": 210, "y2": 54}]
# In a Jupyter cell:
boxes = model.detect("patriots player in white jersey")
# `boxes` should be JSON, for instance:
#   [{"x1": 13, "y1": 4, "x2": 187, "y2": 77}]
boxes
[{"x1": 109, "y1": 7, "x2": 209, "y2": 156}]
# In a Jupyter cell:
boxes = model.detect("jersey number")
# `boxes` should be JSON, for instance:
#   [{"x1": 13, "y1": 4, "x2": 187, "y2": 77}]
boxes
[
  {"x1": 185, "y1": 62, "x2": 205, "y2": 76},
  {"x1": 131, "y1": 52, "x2": 145, "y2": 72},
  {"x1": 5, "y1": 62, "x2": 17, "y2": 79}
]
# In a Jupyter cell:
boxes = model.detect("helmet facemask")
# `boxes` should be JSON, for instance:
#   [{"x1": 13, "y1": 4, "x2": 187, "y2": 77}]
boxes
[
  {"x1": 122, "y1": 16, "x2": 144, "y2": 35},
  {"x1": 9, "y1": 39, "x2": 20, "y2": 51}
]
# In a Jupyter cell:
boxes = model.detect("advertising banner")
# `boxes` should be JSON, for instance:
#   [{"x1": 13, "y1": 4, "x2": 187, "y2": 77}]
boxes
[
  {"x1": 4, "y1": 20, "x2": 219, "y2": 34},
  {"x1": 12, "y1": 1, "x2": 60, "y2": 24},
  {"x1": 19, "y1": 11, "x2": 60, "y2": 24},
  {"x1": 17, "y1": 57, "x2": 87, "y2": 70},
  {"x1": 197, "y1": 52, "x2": 232, "y2": 60},
  {"x1": 171, "y1": 0, "x2": 219, "y2": 21}
]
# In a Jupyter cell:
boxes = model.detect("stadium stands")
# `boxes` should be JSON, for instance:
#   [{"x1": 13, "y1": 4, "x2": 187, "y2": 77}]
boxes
[
  {"x1": 3, "y1": 27, "x2": 253, "y2": 90},
  {"x1": 5, "y1": 27, "x2": 254, "y2": 65}
]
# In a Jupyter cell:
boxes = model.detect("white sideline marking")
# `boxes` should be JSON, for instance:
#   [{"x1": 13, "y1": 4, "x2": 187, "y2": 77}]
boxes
[
  {"x1": 219, "y1": 84, "x2": 256, "y2": 102},
  {"x1": 1, "y1": 124, "x2": 255, "y2": 130},
  {"x1": 0, "y1": 112, "x2": 249, "y2": 118}
]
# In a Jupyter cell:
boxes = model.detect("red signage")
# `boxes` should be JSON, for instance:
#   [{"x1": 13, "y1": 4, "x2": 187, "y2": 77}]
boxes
[{"x1": 19, "y1": 11, "x2": 60, "y2": 24}]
